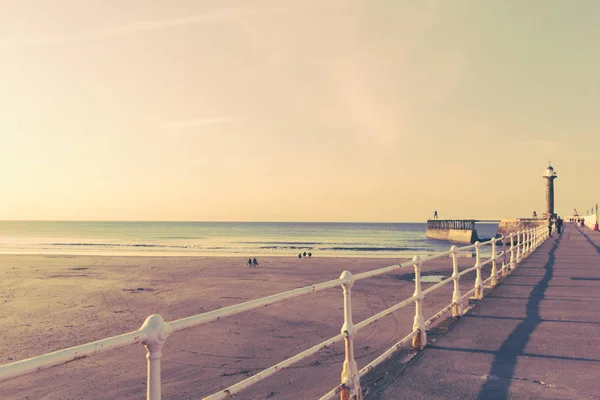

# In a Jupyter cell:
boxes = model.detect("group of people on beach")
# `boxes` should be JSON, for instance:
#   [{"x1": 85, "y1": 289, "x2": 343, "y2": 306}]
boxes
[{"x1": 247, "y1": 252, "x2": 313, "y2": 266}]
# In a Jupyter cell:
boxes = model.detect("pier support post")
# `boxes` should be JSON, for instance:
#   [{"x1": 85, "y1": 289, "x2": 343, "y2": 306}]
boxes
[
  {"x1": 412, "y1": 256, "x2": 427, "y2": 349},
  {"x1": 141, "y1": 314, "x2": 173, "y2": 400},
  {"x1": 501, "y1": 235, "x2": 508, "y2": 278},
  {"x1": 516, "y1": 231, "x2": 522, "y2": 263},
  {"x1": 450, "y1": 246, "x2": 463, "y2": 317},
  {"x1": 521, "y1": 229, "x2": 527, "y2": 261},
  {"x1": 339, "y1": 271, "x2": 362, "y2": 400},
  {"x1": 509, "y1": 233, "x2": 516, "y2": 271},
  {"x1": 490, "y1": 239, "x2": 498, "y2": 287},
  {"x1": 472, "y1": 242, "x2": 484, "y2": 300}
]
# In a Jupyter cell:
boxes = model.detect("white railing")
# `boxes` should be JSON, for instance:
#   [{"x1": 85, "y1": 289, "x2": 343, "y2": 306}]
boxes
[{"x1": 0, "y1": 225, "x2": 549, "y2": 400}]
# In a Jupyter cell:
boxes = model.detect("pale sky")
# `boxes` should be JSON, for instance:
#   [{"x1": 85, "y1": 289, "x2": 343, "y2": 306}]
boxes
[{"x1": 1, "y1": 0, "x2": 598, "y2": 222}]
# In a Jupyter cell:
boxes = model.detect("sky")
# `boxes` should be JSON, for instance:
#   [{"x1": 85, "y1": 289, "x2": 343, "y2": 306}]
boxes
[{"x1": 0, "y1": 0, "x2": 598, "y2": 222}]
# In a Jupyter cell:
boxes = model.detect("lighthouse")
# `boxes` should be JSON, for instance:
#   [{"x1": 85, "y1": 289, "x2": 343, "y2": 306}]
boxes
[{"x1": 543, "y1": 162, "x2": 557, "y2": 218}]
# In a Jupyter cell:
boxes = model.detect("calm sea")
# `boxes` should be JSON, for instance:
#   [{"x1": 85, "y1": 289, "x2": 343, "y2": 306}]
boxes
[{"x1": 0, "y1": 221, "x2": 499, "y2": 258}]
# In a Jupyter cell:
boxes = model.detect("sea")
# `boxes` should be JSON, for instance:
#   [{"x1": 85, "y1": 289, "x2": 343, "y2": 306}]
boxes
[{"x1": 0, "y1": 221, "x2": 499, "y2": 258}]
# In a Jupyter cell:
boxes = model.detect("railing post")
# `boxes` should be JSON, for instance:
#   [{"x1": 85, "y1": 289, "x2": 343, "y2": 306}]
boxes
[
  {"x1": 450, "y1": 246, "x2": 463, "y2": 317},
  {"x1": 509, "y1": 233, "x2": 515, "y2": 271},
  {"x1": 516, "y1": 231, "x2": 522, "y2": 263},
  {"x1": 339, "y1": 270, "x2": 362, "y2": 400},
  {"x1": 501, "y1": 235, "x2": 508, "y2": 278},
  {"x1": 524, "y1": 229, "x2": 530, "y2": 257},
  {"x1": 412, "y1": 255, "x2": 427, "y2": 349},
  {"x1": 472, "y1": 242, "x2": 483, "y2": 299},
  {"x1": 490, "y1": 239, "x2": 498, "y2": 287},
  {"x1": 140, "y1": 315, "x2": 173, "y2": 400}
]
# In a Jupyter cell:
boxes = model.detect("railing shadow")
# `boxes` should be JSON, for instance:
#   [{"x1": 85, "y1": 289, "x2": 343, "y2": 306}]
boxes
[
  {"x1": 476, "y1": 236, "x2": 560, "y2": 400},
  {"x1": 577, "y1": 226, "x2": 600, "y2": 254}
]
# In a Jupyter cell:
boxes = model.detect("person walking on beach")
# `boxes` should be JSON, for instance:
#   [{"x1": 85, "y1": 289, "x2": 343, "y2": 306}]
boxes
[
  {"x1": 252, "y1": 258, "x2": 259, "y2": 267},
  {"x1": 247, "y1": 258, "x2": 253, "y2": 268}
]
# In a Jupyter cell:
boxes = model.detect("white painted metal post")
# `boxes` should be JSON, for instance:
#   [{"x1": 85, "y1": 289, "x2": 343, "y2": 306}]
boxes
[
  {"x1": 501, "y1": 235, "x2": 508, "y2": 278},
  {"x1": 524, "y1": 229, "x2": 530, "y2": 257},
  {"x1": 339, "y1": 270, "x2": 362, "y2": 400},
  {"x1": 473, "y1": 242, "x2": 483, "y2": 299},
  {"x1": 140, "y1": 315, "x2": 172, "y2": 400},
  {"x1": 490, "y1": 239, "x2": 498, "y2": 287},
  {"x1": 450, "y1": 246, "x2": 463, "y2": 317},
  {"x1": 412, "y1": 255, "x2": 427, "y2": 349},
  {"x1": 516, "y1": 231, "x2": 522, "y2": 263},
  {"x1": 509, "y1": 233, "x2": 515, "y2": 271}
]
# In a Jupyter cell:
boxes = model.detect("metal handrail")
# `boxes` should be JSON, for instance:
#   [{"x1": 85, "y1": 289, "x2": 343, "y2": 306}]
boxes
[{"x1": 0, "y1": 225, "x2": 549, "y2": 400}]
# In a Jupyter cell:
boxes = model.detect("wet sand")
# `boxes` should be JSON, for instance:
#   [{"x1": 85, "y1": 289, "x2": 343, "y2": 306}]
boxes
[{"x1": 0, "y1": 254, "x2": 486, "y2": 399}]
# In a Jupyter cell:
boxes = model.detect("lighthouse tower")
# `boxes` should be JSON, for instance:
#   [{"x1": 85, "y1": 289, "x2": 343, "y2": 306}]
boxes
[{"x1": 543, "y1": 162, "x2": 558, "y2": 218}]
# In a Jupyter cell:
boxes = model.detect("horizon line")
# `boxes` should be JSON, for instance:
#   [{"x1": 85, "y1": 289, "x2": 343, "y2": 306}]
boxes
[{"x1": 0, "y1": 219, "x2": 503, "y2": 224}]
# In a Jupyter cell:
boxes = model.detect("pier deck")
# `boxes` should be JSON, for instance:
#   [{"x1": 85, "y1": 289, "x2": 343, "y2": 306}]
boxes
[{"x1": 374, "y1": 224, "x2": 600, "y2": 399}]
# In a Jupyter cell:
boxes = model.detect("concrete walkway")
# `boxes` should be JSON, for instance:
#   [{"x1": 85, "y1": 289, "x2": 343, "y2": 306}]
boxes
[{"x1": 378, "y1": 224, "x2": 600, "y2": 400}]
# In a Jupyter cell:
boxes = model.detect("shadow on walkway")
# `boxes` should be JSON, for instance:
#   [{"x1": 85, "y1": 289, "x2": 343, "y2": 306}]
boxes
[
  {"x1": 477, "y1": 236, "x2": 561, "y2": 400},
  {"x1": 577, "y1": 226, "x2": 600, "y2": 254}
]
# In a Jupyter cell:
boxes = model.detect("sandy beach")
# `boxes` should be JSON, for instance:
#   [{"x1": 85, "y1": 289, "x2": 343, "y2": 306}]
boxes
[{"x1": 0, "y1": 254, "x2": 486, "y2": 399}]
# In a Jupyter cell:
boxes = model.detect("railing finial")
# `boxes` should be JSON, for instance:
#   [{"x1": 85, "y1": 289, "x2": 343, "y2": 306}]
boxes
[{"x1": 140, "y1": 315, "x2": 172, "y2": 400}]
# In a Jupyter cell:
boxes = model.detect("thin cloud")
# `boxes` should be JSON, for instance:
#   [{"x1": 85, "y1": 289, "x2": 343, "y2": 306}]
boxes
[
  {"x1": 0, "y1": 9, "x2": 242, "y2": 47},
  {"x1": 522, "y1": 139, "x2": 559, "y2": 156},
  {"x1": 161, "y1": 116, "x2": 240, "y2": 129}
]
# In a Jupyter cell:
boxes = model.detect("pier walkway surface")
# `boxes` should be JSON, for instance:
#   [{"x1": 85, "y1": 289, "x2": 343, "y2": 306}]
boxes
[{"x1": 376, "y1": 224, "x2": 600, "y2": 400}]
